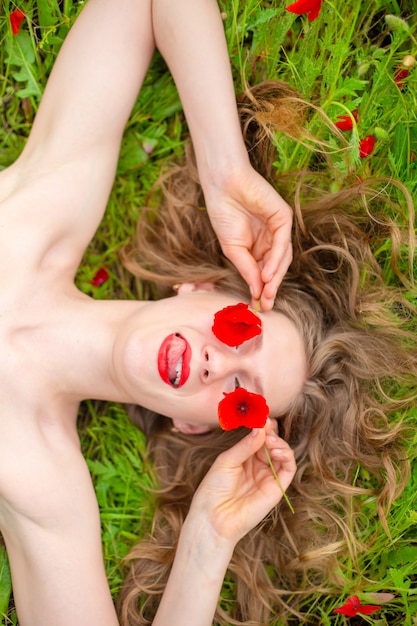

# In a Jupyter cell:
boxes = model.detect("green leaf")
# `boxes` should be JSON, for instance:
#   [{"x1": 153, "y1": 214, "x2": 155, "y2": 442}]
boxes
[
  {"x1": 389, "y1": 567, "x2": 411, "y2": 590},
  {"x1": 36, "y1": 0, "x2": 62, "y2": 27},
  {"x1": 392, "y1": 123, "x2": 408, "y2": 171},
  {"x1": 0, "y1": 545, "x2": 12, "y2": 615},
  {"x1": 5, "y1": 31, "x2": 41, "y2": 99}
]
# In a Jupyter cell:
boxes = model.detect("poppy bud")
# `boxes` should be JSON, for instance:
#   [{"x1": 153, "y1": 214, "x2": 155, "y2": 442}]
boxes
[
  {"x1": 357, "y1": 62, "x2": 370, "y2": 76},
  {"x1": 374, "y1": 127, "x2": 389, "y2": 141},
  {"x1": 384, "y1": 15, "x2": 410, "y2": 33},
  {"x1": 402, "y1": 54, "x2": 416, "y2": 68}
]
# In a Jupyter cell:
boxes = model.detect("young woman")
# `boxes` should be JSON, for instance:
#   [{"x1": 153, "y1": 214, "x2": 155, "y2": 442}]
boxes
[
  {"x1": 117, "y1": 81, "x2": 417, "y2": 624},
  {"x1": 0, "y1": 0, "x2": 300, "y2": 624}
]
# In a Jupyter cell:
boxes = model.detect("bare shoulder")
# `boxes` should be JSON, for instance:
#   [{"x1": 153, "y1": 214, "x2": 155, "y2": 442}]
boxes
[
  {"x1": 0, "y1": 153, "x2": 107, "y2": 280},
  {"x1": 0, "y1": 402, "x2": 89, "y2": 524}
]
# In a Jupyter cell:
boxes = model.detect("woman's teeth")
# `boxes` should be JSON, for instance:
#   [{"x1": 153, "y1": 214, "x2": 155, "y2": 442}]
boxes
[{"x1": 171, "y1": 355, "x2": 183, "y2": 387}]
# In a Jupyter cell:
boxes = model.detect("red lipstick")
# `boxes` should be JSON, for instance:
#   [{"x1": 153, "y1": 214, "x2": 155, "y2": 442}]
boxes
[{"x1": 158, "y1": 333, "x2": 191, "y2": 388}]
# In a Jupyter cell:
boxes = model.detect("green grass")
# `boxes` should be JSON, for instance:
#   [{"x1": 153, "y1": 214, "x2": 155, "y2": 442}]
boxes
[{"x1": 1, "y1": 0, "x2": 417, "y2": 624}]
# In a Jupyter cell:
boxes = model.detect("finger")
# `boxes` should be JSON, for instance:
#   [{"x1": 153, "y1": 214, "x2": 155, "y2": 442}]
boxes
[
  {"x1": 215, "y1": 427, "x2": 267, "y2": 470},
  {"x1": 268, "y1": 240, "x2": 293, "y2": 288},
  {"x1": 259, "y1": 242, "x2": 293, "y2": 310},
  {"x1": 261, "y1": 225, "x2": 293, "y2": 286},
  {"x1": 264, "y1": 417, "x2": 278, "y2": 436},
  {"x1": 269, "y1": 447, "x2": 297, "y2": 491},
  {"x1": 257, "y1": 431, "x2": 289, "y2": 463},
  {"x1": 222, "y1": 244, "x2": 263, "y2": 304},
  {"x1": 262, "y1": 436, "x2": 296, "y2": 490},
  {"x1": 257, "y1": 430, "x2": 290, "y2": 461}
]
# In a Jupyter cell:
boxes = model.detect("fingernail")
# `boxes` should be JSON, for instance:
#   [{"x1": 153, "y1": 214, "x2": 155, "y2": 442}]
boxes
[{"x1": 251, "y1": 428, "x2": 259, "y2": 437}]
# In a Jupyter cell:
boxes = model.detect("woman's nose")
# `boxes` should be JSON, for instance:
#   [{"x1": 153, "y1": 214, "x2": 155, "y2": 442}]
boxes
[{"x1": 201, "y1": 345, "x2": 239, "y2": 383}]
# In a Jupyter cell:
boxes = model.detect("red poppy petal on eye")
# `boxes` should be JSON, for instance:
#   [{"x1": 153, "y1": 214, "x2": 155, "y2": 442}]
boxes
[
  {"x1": 359, "y1": 135, "x2": 376, "y2": 158},
  {"x1": 212, "y1": 303, "x2": 262, "y2": 347},
  {"x1": 91, "y1": 267, "x2": 109, "y2": 286},
  {"x1": 218, "y1": 387, "x2": 269, "y2": 431},
  {"x1": 333, "y1": 595, "x2": 361, "y2": 617},
  {"x1": 358, "y1": 604, "x2": 382, "y2": 615},
  {"x1": 10, "y1": 9, "x2": 25, "y2": 35}
]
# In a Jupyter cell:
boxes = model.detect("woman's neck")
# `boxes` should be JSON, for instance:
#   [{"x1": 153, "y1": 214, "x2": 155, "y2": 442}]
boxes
[
  {"x1": 8, "y1": 287, "x2": 149, "y2": 407},
  {"x1": 52, "y1": 292, "x2": 149, "y2": 404}
]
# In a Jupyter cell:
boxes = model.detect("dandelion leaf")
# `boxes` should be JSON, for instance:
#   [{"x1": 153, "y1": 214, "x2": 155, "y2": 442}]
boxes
[{"x1": 5, "y1": 31, "x2": 41, "y2": 99}]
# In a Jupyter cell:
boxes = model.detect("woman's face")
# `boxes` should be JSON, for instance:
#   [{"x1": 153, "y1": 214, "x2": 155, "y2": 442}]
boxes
[{"x1": 115, "y1": 286, "x2": 307, "y2": 434}]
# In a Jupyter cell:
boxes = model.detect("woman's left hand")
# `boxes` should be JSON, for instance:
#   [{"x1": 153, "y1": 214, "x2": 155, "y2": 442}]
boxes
[
  {"x1": 190, "y1": 422, "x2": 296, "y2": 545},
  {"x1": 203, "y1": 166, "x2": 293, "y2": 311}
]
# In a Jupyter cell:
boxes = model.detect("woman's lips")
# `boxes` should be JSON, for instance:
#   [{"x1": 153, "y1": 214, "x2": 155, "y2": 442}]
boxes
[{"x1": 157, "y1": 333, "x2": 191, "y2": 388}]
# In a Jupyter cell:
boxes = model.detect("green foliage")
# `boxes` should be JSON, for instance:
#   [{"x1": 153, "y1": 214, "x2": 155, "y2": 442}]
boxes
[
  {"x1": 1, "y1": 0, "x2": 416, "y2": 623},
  {"x1": 80, "y1": 403, "x2": 157, "y2": 595},
  {"x1": 0, "y1": 546, "x2": 12, "y2": 617},
  {"x1": 4, "y1": 30, "x2": 41, "y2": 99}
]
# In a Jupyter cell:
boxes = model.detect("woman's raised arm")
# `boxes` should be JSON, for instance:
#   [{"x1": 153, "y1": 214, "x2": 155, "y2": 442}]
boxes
[
  {"x1": 152, "y1": 0, "x2": 293, "y2": 310},
  {"x1": 23, "y1": 0, "x2": 153, "y2": 167},
  {"x1": 3, "y1": 0, "x2": 155, "y2": 272}
]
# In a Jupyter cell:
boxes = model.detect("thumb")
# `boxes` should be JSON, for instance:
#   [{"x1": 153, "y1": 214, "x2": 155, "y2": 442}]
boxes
[
  {"x1": 216, "y1": 428, "x2": 267, "y2": 469},
  {"x1": 222, "y1": 245, "x2": 263, "y2": 303}
]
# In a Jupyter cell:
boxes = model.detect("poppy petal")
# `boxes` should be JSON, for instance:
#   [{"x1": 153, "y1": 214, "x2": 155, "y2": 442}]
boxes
[
  {"x1": 307, "y1": 1, "x2": 322, "y2": 20},
  {"x1": 335, "y1": 115, "x2": 354, "y2": 131},
  {"x1": 333, "y1": 595, "x2": 361, "y2": 617},
  {"x1": 212, "y1": 303, "x2": 262, "y2": 347},
  {"x1": 358, "y1": 604, "x2": 382, "y2": 615},
  {"x1": 10, "y1": 9, "x2": 25, "y2": 35},
  {"x1": 359, "y1": 135, "x2": 375, "y2": 158},
  {"x1": 218, "y1": 387, "x2": 269, "y2": 431},
  {"x1": 91, "y1": 267, "x2": 109, "y2": 286},
  {"x1": 286, "y1": 0, "x2": 322, "y2": 21}
]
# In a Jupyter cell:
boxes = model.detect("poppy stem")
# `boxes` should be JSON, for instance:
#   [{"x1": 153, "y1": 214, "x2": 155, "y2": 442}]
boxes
[
  {"x1": 254, "y1": 299, "x2": 261, "y2": 315},
  {"x1": 263, "y1": 444, "x2": 295, "y2": 514}
]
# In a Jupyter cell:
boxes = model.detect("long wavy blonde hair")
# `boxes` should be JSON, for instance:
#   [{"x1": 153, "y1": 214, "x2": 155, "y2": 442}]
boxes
[{"x1": 117, "y1": 82, "x2": 416, "y2": 625}]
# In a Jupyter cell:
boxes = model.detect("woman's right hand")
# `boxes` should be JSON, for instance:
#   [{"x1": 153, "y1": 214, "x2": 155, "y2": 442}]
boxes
[
  {"x1": 189, "y1": 421, "x2": 296, "y2": 545},
  {"x1": 203, "y1": 165, "x2": 293, "y2": 311},
  {"x1": 153, "y1": 422, "x2": 296, "y2": 626}
]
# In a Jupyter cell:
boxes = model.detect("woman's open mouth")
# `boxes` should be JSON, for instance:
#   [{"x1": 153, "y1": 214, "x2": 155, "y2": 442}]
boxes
[{"x1": 157, "y1": 333, "x2": 191, "y2": 388}]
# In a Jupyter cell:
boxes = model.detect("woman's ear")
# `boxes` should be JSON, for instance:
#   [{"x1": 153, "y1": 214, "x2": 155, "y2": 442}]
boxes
[
  {"x1": 172, "y1": 419, "x2": 213, "y2": 435},
  {"x1": 177, "y1": 282, "x2": 216, "y2": 295}
]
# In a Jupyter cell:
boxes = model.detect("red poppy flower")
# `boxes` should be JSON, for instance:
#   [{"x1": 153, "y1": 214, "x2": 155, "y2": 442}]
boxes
[
  {"x1": 333, "y1": 595, "x2": 382, "y2": 617},
  {"x1": 359, "y1": 135, "x2": 375, "y2": 158},
  {"x1": 285, "y1": 0, "x2": 323, "y2": 22},
  {"x1": 91, "y1": 267, "x2": 109, "y2": 286},
  {"x1": 394, "y1": 67, "x2": 409, "y2": 89},
  {"x1": 10, "y1": 9, "x2": 25, "y2": 35},
  {"x1": 212, "y1": 303, "x2": 262, "y2": 347},
  {"x1": 335, "y1": 109, "x2": 359, "y2": 131},
  {"x1": 218, "y1": 387, "x2": 269, "y2": 431}
]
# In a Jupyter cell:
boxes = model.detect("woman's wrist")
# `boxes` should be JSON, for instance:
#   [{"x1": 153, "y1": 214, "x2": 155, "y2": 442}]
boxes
[
  {"x1": 197, "y1": 146, "x2": 250, "y2": 189},
  {"x1": 181, "y1": 507, "x2": 236, "y2": 571}
]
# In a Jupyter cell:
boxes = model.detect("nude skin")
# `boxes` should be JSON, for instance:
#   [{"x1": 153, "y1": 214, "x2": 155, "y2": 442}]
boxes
[{"x1": 0, "y1": 1, "x2": 297, "y2": 625}]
